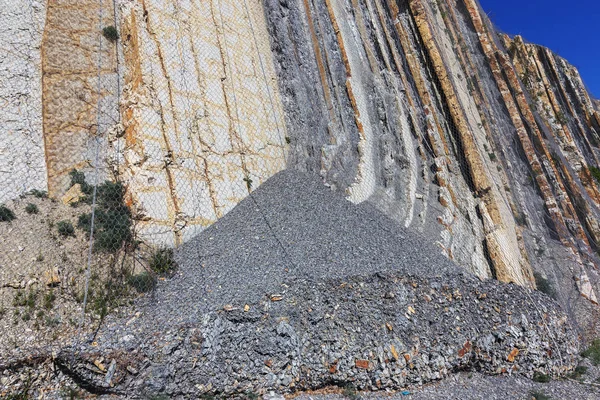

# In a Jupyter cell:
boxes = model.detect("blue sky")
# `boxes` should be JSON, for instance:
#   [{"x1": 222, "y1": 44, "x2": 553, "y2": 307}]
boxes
[{"x1": 478, "y1": 0, "x2": 600, "y2": 98}]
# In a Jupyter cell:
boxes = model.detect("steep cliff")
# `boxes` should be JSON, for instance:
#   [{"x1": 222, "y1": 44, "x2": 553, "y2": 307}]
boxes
[
  {"x1": 117, "y1": 0, "x2": 287, "y2": 245},
  {"x1": 262, "y1": 0, "x2": 600, "y2": 334},
  {"x1": 0, "y1": 0, "x2": 47, "y2": 202},
  {"x1": 1, "y1": 0, "x2": 599, "y2": 334}
]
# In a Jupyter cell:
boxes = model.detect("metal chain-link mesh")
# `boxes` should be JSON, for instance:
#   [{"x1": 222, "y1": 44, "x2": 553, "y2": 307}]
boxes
[
  {"x1": 1, "y1": 0, "x2": 598, "y2": 377},
  {"x1": 0, "y1": 0, "x2": 290, "y2": 355}
]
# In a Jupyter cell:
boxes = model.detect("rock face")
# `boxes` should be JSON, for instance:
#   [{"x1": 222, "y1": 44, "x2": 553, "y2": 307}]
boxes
[
  {"x1": 41, "y1": 0, "x2": 120, "y2": 197},
  {"x1": 1, "y1": 0, "x2": 600, "y2": 332},
  {"x1": 261, "y1": 0, "x2": 600, "y2": 333},
  {"x1": 117, "y1": 0, "x2": 287, "y2": 245},
  {"x1": 0, "y1": 0, "x2": 47, "y2": 202},
  {"x1": 53, "y1": 170, "x2": 579, "y2": 397}
]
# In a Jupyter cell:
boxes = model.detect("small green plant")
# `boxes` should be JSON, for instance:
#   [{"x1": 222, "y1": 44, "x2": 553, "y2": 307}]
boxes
[
  {"x1": 488, "y1": 152, "x2": 497, "y2": 162},
  {"x1": 43, "y1": 290, "x2": 56, "y2": 310},
  {"x1": 102, "y1": 26, "x2": 119, "y2": 42},
  {"x1": 581, "y1": 339, "x2": 600, "y2": 365},
  {"x1": 69, "y1": 169, "x2": 93, "y2": 200},
  {"x1": 243, "y1": 176, "x2": 253, "y2": 190},
  {"x1": 45, "y1": 315, "x2": 61, "y2": 328},
  {"x1": 21, "y1": 311, "x2": 31, "y2": 321},
  {"x1": 521, "y1": 71, "x2": 532, "y2": 87},
  {"x1": 13, "y1": 290, "x2": 37, "y2": 309},
  {"x1": 149, "y1": 247, "x2": 176, "y2": 274},
  {"x1": 529, "y1": 390, "x2": 552, "y2": 400},
  {"x1": 92, "y1": 292, "x2": 109, "y2": 320},
  {"x1": 77, "y1": 179, "x2": 132, "y2": 253},
  {"x1": 466, "y1": 76, "x2": 475, "y2": 93},
  {"x1": 25, "y1": 203, "x2": 39, "y2": 214},
  {"x1": 532, "y1": 372, "x2": 551, "y2": 383},
  {"x1": 534, "y1": 272, "x2": 556, "y2": 299},
  {"x1": 57, "y1": 220, "x2": 75, "y2": 237},
  {"x1": 127, "y1": 272, "x2": 156, "y2": 293},
  {"x1": 567, "y1": 365, "x2": 587, "y2": 380},
  {"x1": 555, "y1": 111, "x2": 567, "y2": 125},
  {"x1": 342, "y1": 384, "x2": 359, "y2": 400},
  {"x1": 29, "y1": 189, "x2": 47, "y2": 199},
  {"x1": 589, "y1": 166, "x2": 600, "y2": 184},
  {"x1": 0, "y1": 204, "x2": 16, "y2": 222}
]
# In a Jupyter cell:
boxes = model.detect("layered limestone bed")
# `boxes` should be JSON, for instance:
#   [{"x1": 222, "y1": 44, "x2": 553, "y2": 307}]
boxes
[
  {"x1": 1, "y1": 0, "x2": 600, "y2": 391},
  {"x1": 262, "y1": 0, "x2": 600, "y2": 333},
  {"x1": 117, "y1": 0, "x2": 287, "y2": 246},
  {"x1": 0, "y1": 0, "x2": 47, "y2": 202},
  {"x1": 2, "y1": 0, "x2": 599, "y2": 304},
  {"x1": 41, "y1": 0, "x2": 120, "y2": 198}
]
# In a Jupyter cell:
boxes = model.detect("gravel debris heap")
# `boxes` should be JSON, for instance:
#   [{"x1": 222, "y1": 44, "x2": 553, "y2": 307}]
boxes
[{"x1": 52, "y1": 171, "x2": 579, "y2": 397}]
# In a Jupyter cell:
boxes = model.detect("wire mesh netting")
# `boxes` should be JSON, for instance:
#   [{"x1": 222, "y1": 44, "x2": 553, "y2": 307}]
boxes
[
  {"x1": 0, "y1": 0, "x2": 290, "y2": 355},
  {"x1": 1, "y1": 0, "x2": 599, "y2": 379}
]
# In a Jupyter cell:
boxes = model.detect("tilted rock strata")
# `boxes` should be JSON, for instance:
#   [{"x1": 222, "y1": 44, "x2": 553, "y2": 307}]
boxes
[
  {"x1": 264, "y1": 0, "x2": 600, "y2": 309},
  {"x1": 1, "y1": 0, "x2": 600, "y2": 313},
  {"x1": 117, "y1": 0, "x2": 287, "y2": 246}
]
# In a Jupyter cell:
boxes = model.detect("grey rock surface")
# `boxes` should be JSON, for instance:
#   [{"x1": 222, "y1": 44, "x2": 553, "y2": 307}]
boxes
[
  {"x1": 293, "y1": 371, "x2": 600, "y2": 399},
  {"x1": 160, "y1": 169, "x2": 458, "y2": 322},
  {"x1": 45, "y1": 170, "x2": 579, "y2": 398}
]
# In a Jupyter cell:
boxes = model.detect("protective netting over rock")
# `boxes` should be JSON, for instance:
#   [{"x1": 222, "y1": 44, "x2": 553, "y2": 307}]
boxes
[{"x1": 53, "y1": 171, "x2": 578, "y2": 398}]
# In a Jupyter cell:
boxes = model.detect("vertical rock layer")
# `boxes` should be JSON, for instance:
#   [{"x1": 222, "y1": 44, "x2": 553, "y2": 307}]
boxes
[
  {"x1": 263, "y1": 0, "x2": 600, "y2": 332},
  {"x1": 117, "y1": 0, "x2": 287, "y2": 245},
  {"x1": 41, "y1": 0, "x2": 120, "y2": 196},
  {"x1": 0, "y1": 0, "x2": 47, "y2": 202}
]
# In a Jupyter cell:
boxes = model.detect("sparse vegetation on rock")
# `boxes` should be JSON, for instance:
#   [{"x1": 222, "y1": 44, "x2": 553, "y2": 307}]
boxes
[
  {"x1": 581, "y1": 339, "x2": 600, "y2": 365},
  {"x1": 127, "y1": 271, "x2": 156, "y2": 293},
  {"x1": 43, "y1": 290, "x2": 56, "y2": 310},
  {"x1": 0, "y1": 204, "x2": 16, "y2": 221},
  {"x1": 29, "y1": 189, "x2": 47, "y2": 199},
  {"x1": 102, "y1": 25, "x2": 119, "y2": 42},
  {"x1": 555, "y1": 111, "x2": 568, "y2": 125},
  {"x1": 150, "y1": 247, "x2": 176, "y2": 274},
  {"x1": 25, "y1": 203, "x2": 39, "y2": 214},
  {"x1": 72, "y1": 170, "x2": 132, "y2": 253},
  {"x1": 69, "y1": 169, "x2": 93, "y2": 202},
  {"x1": 589, "y1": 166, "x2": 600, "y2": 184},
  {"x1": 533, "y1": 372, "x2": 551, "y2": 383},
  {"x1": 567, "y1": 365, "x2": 588, "y2": 380},
  {"x1": 534, "y1": 272, "x2": 557, "y2": 299}
]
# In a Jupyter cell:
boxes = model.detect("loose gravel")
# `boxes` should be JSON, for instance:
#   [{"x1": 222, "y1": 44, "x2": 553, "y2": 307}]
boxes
[
  {"x1": 158, "y1": 169, "x2": 459, "y2": 322},
  {"x1": 0, "y1": 170, "x2": 590, "y2": 399}
]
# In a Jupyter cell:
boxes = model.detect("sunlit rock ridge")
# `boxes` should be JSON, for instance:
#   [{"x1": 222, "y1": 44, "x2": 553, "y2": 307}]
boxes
[{"x1": 1, "y1": 0, "x2": 599, "y2": 332}]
